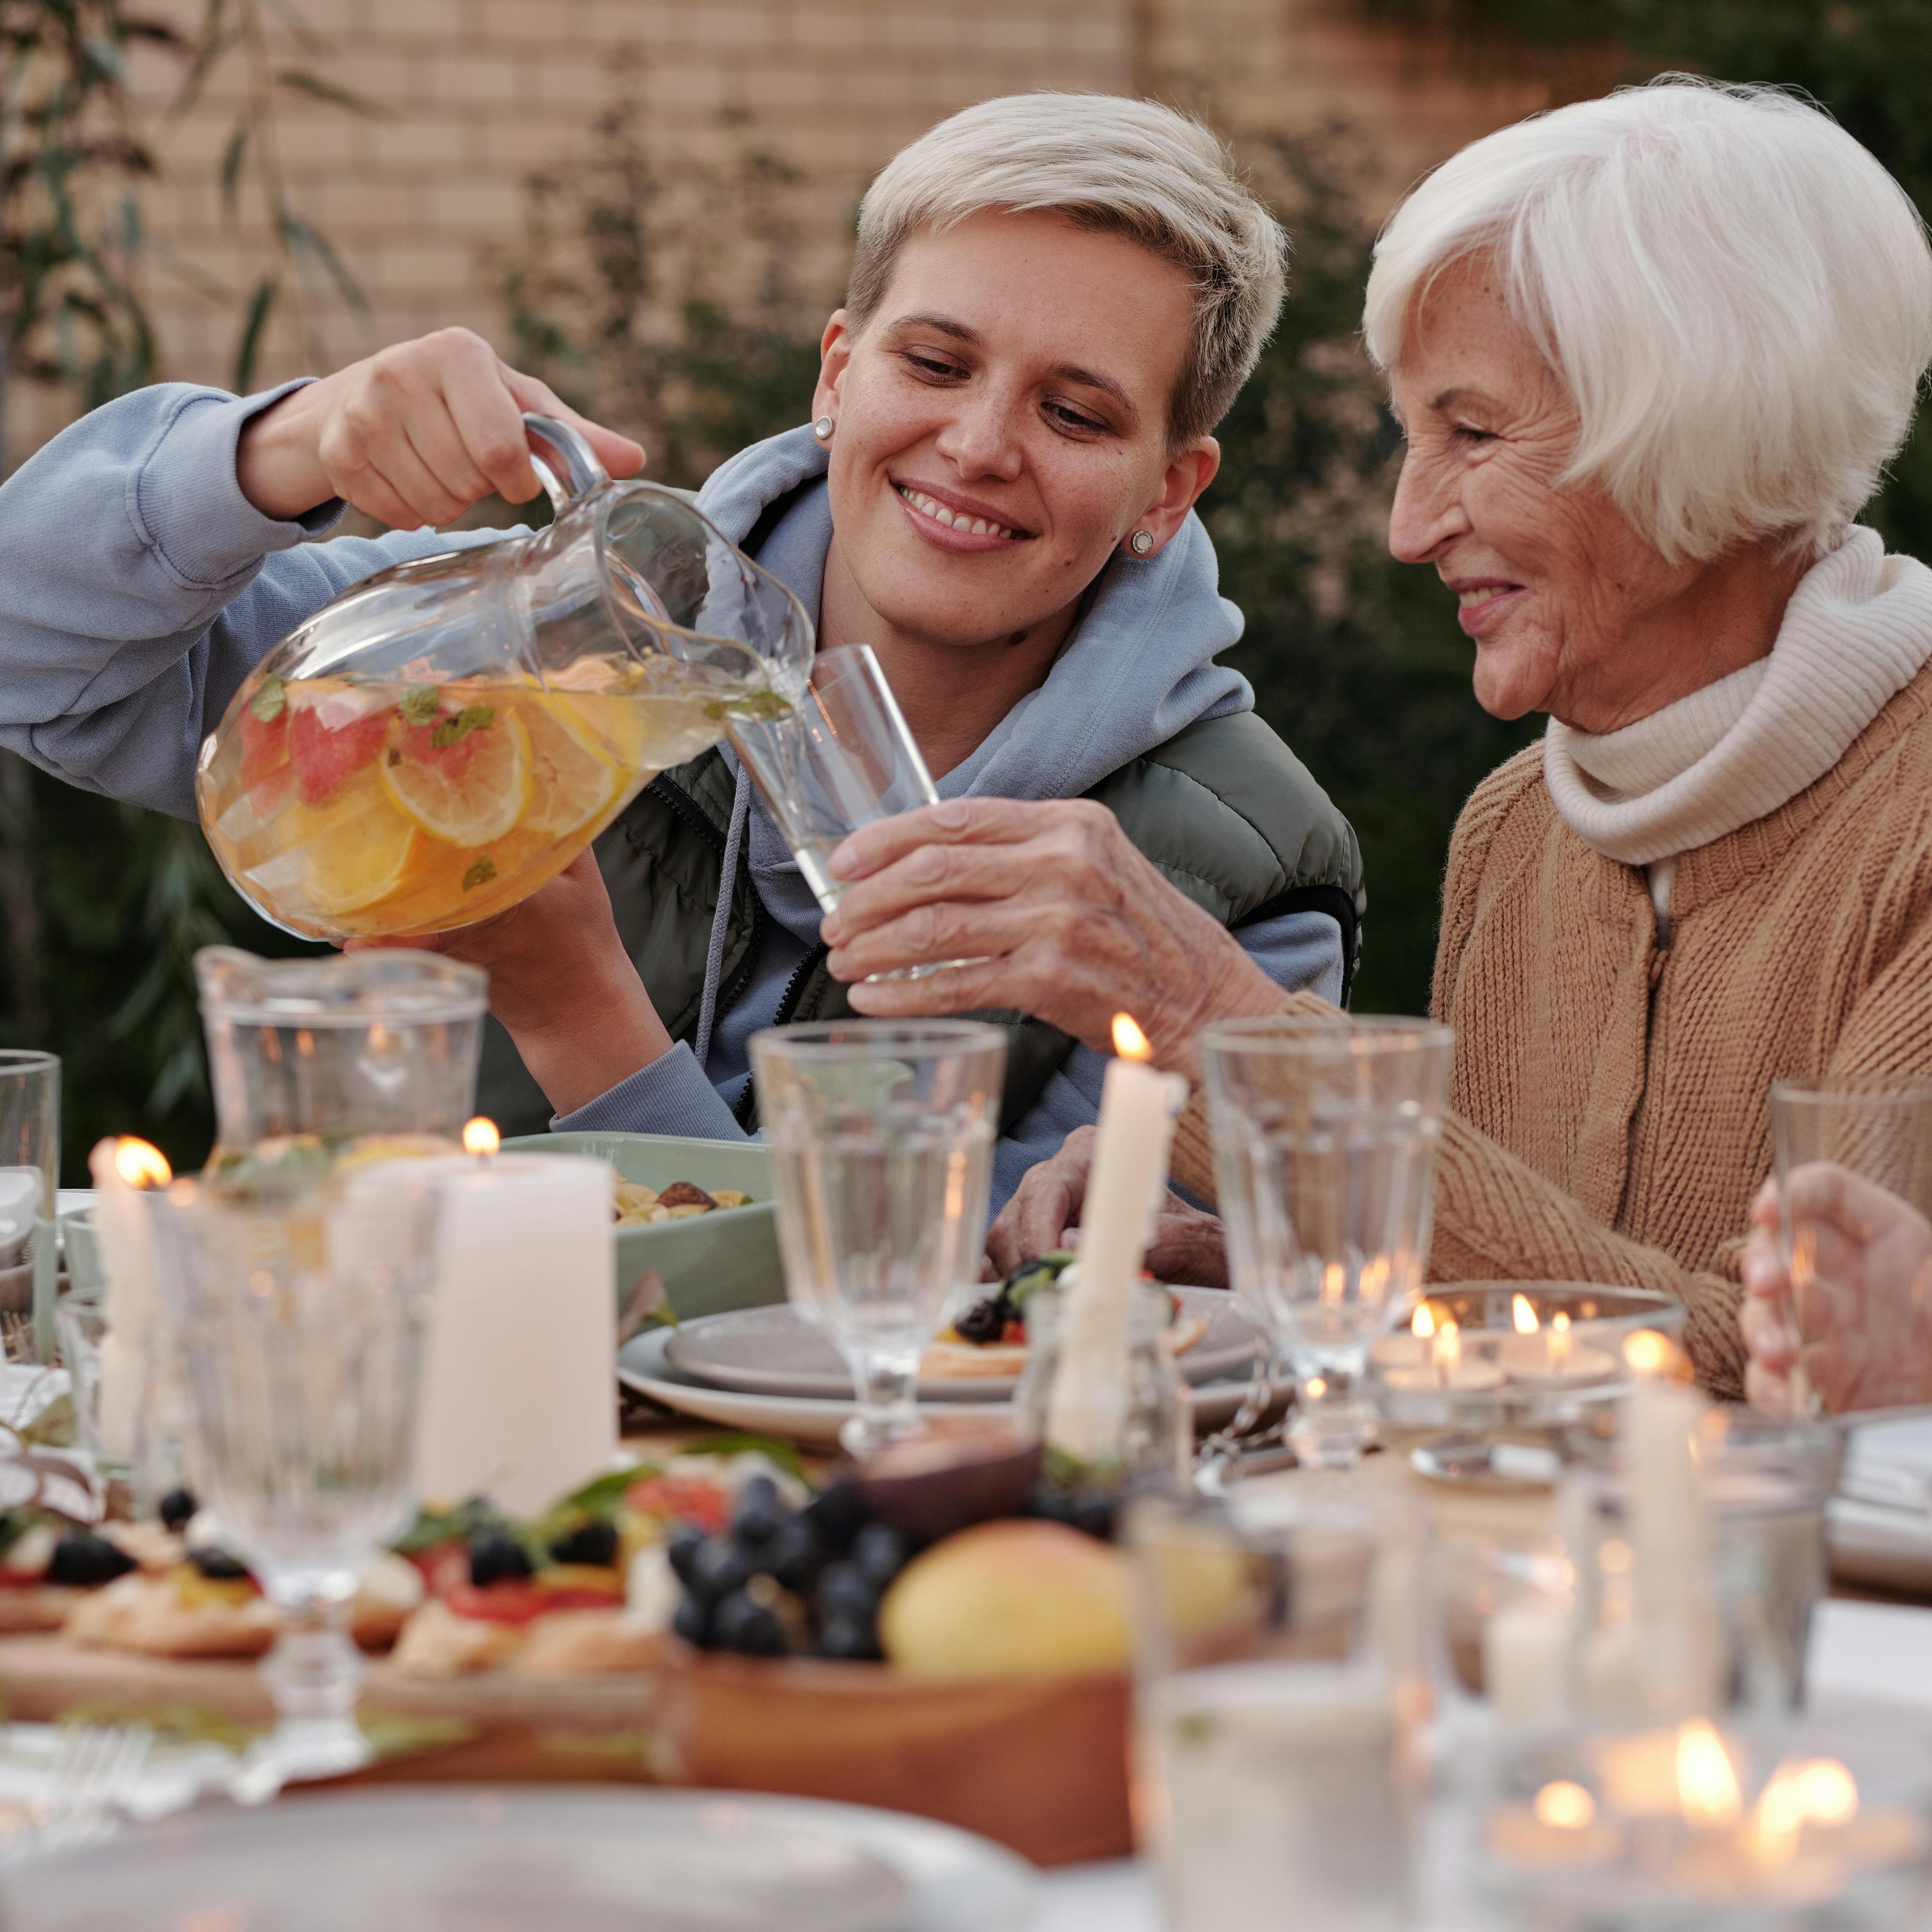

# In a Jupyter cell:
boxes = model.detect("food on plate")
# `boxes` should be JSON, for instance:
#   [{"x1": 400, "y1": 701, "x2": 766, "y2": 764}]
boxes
[
  {"x1": 877, "y1": 1520, "x2": 1131, "y2": 1680},
  {"x1": 0, "y1": 1516, "x2": 138, "y2": 1632},
  {"x1": 923, "y1": 1252, "x2": 1209, "y2": 1380},
  {"x1": 612, "y1": 1177, "x2": 752, "y2": 1226},
  {"x1": 67, "y1": 1547, "x2": 281, "y2": 1658}
]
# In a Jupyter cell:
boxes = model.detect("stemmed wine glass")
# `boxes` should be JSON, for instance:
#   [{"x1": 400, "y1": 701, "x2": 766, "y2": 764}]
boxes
[
  {"x1": 151, "y1": 1164, "x2": 439, "y2": 1791},
  {"x1": 751, "y1": 1020, "x2": 1006, "y2": 1457}
]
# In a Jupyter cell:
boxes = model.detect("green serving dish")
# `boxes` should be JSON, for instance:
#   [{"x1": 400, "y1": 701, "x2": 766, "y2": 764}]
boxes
[
  {"x1": 502, "y1": 1132, "x2": 784, "y2": 1323},
  {"x1": 59, "y1": 1207, "x2": 105, "y2": 1300}
]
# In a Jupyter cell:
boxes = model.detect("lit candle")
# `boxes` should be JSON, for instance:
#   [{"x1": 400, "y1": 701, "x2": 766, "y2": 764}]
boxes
[
  {"x1": 1498, "y1": 1302, "x2": 1616, "y2": 1386},
  {"x1": 1369, "y1": 1299, "x2": 1437, "y2": 1368},
  {"x1": 1044, "y1": 1014, "x2": 1186, "y2": 1466},
  {"x1": 462, "y1": 1116, "x2": 499, "y2": 1161},
  {"x1": 88, "y1": 1136, "x2": 173, "y2": 1467},
  {"x1": 407, "y1": 1151, "x2": 616, "y2": 1517},
  {"x1": 1381, "y1": 1309, "x2": 1507, "y2": 1392}
]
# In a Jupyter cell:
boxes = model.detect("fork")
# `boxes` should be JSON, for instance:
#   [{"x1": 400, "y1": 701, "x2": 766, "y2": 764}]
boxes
[{"x1": 27, "y1": 1723, "x2": 152, "y2": 1854}]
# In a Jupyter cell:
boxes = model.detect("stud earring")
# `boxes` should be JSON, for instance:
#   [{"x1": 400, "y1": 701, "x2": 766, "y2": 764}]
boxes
[
  {"x1": 813, "y1": 415, "x2": 834, "y2": 441},
  {"x1": 1129, "y1": 529, "x2": 1155, "y2": 556}
]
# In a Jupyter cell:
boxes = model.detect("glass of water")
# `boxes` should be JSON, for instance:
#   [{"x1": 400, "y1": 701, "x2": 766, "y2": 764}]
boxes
[
  {"x1": 750, "y1": 1020, "x2": 1005, "y2": 1458},
  {"x1": 150, "y1": 1164, "x2": 439, "y2": 1787},
  {"x1": 1128, "y1": 1486, "x2": 1420, "y2": 1932},
  {"x1": 1200, "y1": 1014, "x2": 1454, "y2": 1467},
  {"x1": 0, "y1": 1050, "x2": 59, "y2": 1362}
]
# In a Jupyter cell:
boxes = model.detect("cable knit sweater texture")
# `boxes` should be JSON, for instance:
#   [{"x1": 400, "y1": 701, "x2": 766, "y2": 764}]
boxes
[{"x1": 1171, "y1": 531, "x2": 1932, "y2": 1397}]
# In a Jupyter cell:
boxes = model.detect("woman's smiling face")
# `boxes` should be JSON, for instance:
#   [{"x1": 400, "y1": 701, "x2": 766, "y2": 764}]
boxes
[{"x1": 813, "y1": 208, "x2": 1218, "y2": 651}]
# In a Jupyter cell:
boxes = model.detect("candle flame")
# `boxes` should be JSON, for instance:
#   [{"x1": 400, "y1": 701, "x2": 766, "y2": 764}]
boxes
[
  {"x1": 1675, "y1": 1721, "x2": 1743, "y2": 1827},
  {"x1": 1512, "y1": 1293, "x2": 1539, "y2": 1335},
  {"x1": 1111, "y1": 1013, "x2": 1152, "y2": 1061},
  {"x1": 1623, "y1": 1329, "x2": 1675, "y2": 1378},
  {"x1": 1550, "y1": 1309, "x2": 1573, "y2": 1370},
  {"x1": 1321, "y1": 1262, "x2": 1346, "y2": 1306},
  {"x1": 1305, "y1": 1376, "x2": 1327, "y2": 1399},
  {"x1": 1534, "y1": 1781, "x2": 1596, "y2": 1830},
  {"x1": 1432, "y1": 1316, "x2": 1461, "y2": 1373},
  {"x1": 1744, "y1": 1757, "x2": 1858, "y2": 1865},
  {"x1": 462, "y1": 1117, "x2": 501, "y2": 1158},
  {"x1": 114, "y1": 1138, "x2": 172, "y2": 1190},
  {"x1": 1411, "y1": 1303, "x2": 1436, "y2": 1340}
]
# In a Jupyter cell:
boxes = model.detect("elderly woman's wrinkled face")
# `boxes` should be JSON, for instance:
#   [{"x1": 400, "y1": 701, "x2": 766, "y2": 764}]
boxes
[
  {"x1": 1386, "y1": 260, "x2": 1723, "y2": 730},
  {"x1": 811, "y1": 209, "x2": 1215, "y2": 651}
]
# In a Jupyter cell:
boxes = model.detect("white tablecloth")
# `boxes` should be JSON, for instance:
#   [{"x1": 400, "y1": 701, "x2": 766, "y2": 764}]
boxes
[{"x1": 1031, "y1": 1597, "x2": 1932, "y2": 1931}]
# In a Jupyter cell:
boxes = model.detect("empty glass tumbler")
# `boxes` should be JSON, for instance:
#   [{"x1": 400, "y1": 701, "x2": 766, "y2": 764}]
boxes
[
  {"x1": 750, "y1": 1020, "x2": 1005, "y2": 1458},
  {"x1": 151, "y1": 1164, "x2": 440, "y2": 1787},
  {"x1": 0, "y1": 1050, "x2": 59, "y2": 1363},
  {"x1": 1201, "y1": 1015, "x2": 1454, "y2": 1467}
]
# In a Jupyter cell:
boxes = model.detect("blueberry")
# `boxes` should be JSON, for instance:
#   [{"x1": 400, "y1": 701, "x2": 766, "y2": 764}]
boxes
[
  {"x1": 851, "y1": 1521, "x2": 907, "y2": 1586},
  {"x1": 671, "y1": 1591, "x2": 713, "y2": 1649},
  {"x1": 800, "y1": 1481, "x2": 868, "y2": 1554},
  {"x1": 186, "y1": 1546, "x2": 250, "y2": 1582},
  {"x1": 665, "y1": 1525, "x2": 708, "y2": 1588},
  {"x1": 547, "y1": 1520, "x2": 619, "y2": 1568},
  {"x1": 818, "y1": 1610, "x2": 882, "y2": 1662},
  {"x1": 817, "y1": 1559, "x2": 877, "y2": 1621},
  {"x1": 157, "y1": 1488, "x2": 198, "y2": 1533},
  {"x1": 689, "y1": 1536, "x2": 754, "y2": 1602},
  {"x1": 468, "y1": 1532, "x2": 535, "y2": 1587},
  {"x1": 47, "y1": 1532, "x2": 137, "y2": 1587},
  {"x1": 760, "y1": 1516, "x2": 821, "y2": 1591},
  {"x1": 713, "y1": 1588, "x2": 786, "y2": 1657},
  {"x1": 732, "y1": 1475, "x2": 784, "y2": 1548}
]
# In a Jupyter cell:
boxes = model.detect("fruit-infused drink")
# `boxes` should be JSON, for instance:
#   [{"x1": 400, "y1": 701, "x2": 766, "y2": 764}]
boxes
[{"x1": 198, "y1": 660, "x2": 761, "y2": 940}]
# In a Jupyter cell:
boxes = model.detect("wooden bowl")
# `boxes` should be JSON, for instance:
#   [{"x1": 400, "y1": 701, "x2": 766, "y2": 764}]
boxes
[{"x1": 660, "y1": 1643, "x2": 1132, "y2": 1867}]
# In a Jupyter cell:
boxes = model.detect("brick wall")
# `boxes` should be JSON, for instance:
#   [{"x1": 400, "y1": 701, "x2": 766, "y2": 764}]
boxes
[{"x1": 11, "y1": 0, "x2": 1553, "y2": 450}]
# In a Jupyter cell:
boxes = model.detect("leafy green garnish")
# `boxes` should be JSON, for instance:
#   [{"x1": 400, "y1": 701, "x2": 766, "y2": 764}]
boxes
[
  {"x1": 249, "y1": 675, "x2": 286, "y2": 724},
  {"x1": 461, "y1": 856, "x2": 497, "y2": 892},
  {"x1": 670, "y1": 1432, "x2": 812, "y2": 1485},
  {"x1": 1004, "y1": 1250, "x2": 1075, "y2": 1311},
  {"x1": 397, "y1": 685, "x2": 440, "y2": 727},
  {"x1": 703, "y1": 687, "x2": 792, "y2": 724},
  {"x1": 431, "y1": 705, "x2": 495, "y2": 749},
  {"x1": 390, "y1": 1496, "x2": 514, "y2": 1554}
]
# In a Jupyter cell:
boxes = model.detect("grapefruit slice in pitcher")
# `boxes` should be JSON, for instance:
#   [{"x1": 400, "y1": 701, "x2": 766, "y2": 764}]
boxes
[{"x1": 380, "y1": 703, "x2": 531, "y2": 846}]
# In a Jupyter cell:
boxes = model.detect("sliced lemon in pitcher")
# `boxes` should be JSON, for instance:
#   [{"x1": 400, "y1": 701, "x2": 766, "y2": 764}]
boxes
[
  {"x1": 522, "y1": 693, "x2": 635, "y2": 837},
  {"x1": 380, "y1": 705, "x2": 531, "y2": 846},
  {"x1": 298, "y1": 790, "x2": 417, "y2": 916}
]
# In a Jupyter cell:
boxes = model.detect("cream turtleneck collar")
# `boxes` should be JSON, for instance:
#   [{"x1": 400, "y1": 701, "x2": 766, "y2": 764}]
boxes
[{"x1": 1543, "y1": 529, "x2": 1932, "y2": 892}]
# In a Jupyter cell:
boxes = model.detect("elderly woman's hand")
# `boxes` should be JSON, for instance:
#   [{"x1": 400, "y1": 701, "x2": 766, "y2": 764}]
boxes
[
  {"x1": 987, "y1": 1125, "x2": 1230, "y2": 1286},
  {"x1": 819, "y1": 798, "x2": 1288, "y2": 1079},
  {"x1": 1741, "y1": 1169, "x2": 1932, "y2": 1414}
]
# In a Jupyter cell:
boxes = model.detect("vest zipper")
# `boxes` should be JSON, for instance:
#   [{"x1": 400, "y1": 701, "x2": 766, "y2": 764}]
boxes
[{"x1": 733, "y1": 940, "x2": 830, "y2": 1132}]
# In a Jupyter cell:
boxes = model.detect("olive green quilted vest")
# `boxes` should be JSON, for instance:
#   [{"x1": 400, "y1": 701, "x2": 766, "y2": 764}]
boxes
[{"x1": 474, "y1": 711, "x2": 1365, "y2": 1138}]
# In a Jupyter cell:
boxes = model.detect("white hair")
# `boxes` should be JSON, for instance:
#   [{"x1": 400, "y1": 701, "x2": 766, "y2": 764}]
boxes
[
  {"x1": 847, "y1": 94, "x2": 1286, "y2": 445},
  {"x1": 1363, "y1": 78, "x2": 1932, "y2": 563}
]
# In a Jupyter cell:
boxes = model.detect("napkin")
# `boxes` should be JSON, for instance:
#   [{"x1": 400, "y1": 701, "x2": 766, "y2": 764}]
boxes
[{"x1": 1829, "y1": 1414, "x2": 1932, "y2": 1594}]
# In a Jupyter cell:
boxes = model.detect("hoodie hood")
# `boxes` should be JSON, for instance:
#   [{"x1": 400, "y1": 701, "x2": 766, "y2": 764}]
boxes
[{"x1": 695, "y1": 423, "x2": 1255, "y2": 804}]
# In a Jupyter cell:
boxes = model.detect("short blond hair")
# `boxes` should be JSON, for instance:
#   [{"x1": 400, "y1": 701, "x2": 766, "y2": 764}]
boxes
[
  {"x1": 847, "y1": 93, "x2": 1286, "y2": 445},
  {"x1": 1364, "y1": 79, "x2": 1932, "y2": 564}
]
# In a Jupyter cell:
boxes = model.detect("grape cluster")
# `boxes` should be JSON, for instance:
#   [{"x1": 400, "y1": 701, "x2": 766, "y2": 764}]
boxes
[{"x1": 668, "y1": 1476, "x2": 910, "y2": 1661}]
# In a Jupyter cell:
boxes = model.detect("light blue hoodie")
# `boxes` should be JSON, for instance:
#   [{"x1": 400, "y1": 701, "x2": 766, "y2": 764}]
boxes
[{"x1": 0, "y1": 386, "x2": 1342, "y2": 1204}]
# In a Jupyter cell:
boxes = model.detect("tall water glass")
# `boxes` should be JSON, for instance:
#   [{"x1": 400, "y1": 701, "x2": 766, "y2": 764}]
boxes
[
  {"x1": 0, "y1": 1051, "x2": 59, "y2": 1362},
  {"x1": 1770, "y1": 1077, "x2": 1932, "y2": 1418},
  {"x1": 151, "y1": 1165, "x2": 438, "y2": 1787},
  {"x1": 750, "y1": 1020, "x2": 1005, "y2": 1457},
  {"x1": 1128, "y1": 1487, "x2": 1419, "y2": 1932},
  {"x1": 1201, "y1": 1015, "x2": 1454, "y2": 1467}
]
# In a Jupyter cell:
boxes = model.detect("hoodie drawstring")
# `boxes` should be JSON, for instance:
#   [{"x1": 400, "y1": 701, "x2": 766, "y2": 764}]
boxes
[{"x1": 691, "y1": 760, "x2": 753, "y2": 1069}]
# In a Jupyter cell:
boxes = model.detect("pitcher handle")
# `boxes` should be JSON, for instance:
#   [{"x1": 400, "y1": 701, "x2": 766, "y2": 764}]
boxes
[{"x1": 522, "y1": 412, "x2": 609, "y2": 515}]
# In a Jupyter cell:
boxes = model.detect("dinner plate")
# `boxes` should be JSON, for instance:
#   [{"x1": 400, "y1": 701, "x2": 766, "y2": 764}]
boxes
[
  {"x1": 0, "y1": 1787, "x2": 1037, "y2": 1932},
  {"x1": 623, "y1": 1323, "x2": 1285, "y2": 1447},
  {"x1": 664, "y1": 1286, "x2": 1265, "y2": 1402}
]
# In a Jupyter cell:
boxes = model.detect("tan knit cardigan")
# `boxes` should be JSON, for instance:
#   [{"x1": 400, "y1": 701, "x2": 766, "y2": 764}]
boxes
[{"x1": 1171, "y1": 658, "x2": 1932, "y2": 1397}]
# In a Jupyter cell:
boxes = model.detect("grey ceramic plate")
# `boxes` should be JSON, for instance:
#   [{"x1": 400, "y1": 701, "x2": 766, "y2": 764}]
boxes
[
  {"x1": 504, "y1": 1132, "x2": 784, "y2": 1324},
  {"x1": 0, "y1": 1787, "x2": 1037, "y2": 1932},
  {"x1": 664, "y1": 1287, "x2": 1264, "y2": 1402}
]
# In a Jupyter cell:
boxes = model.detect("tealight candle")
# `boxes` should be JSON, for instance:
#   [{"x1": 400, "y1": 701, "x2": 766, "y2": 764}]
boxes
[
  {"x1": 1370, "y1": 1301, "x2": 1439, "y2": 1369},
  {"x1": 88, "y1": 1136, "x2": 173, "y2": 1466},
  {"x1": 1380, "y1": 1316, "x2": 1507, "y2": 1393},
  {"x1": 1499, "y1": 1308, "x2": 1618, "y2": 1386}
]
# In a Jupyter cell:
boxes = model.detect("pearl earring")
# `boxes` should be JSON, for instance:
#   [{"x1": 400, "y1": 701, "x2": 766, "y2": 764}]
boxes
[
  {"x1": 1129, "y1": 529, "x2": 1155, "y2": 556},
  {"x1": 813, "y1": 415, "x2": 834, "y2": 441}
]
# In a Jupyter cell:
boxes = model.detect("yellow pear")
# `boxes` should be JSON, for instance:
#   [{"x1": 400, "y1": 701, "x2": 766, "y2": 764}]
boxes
[{"x1": 879, "y1": 1520, "x2": 1130, "y2": 1680}]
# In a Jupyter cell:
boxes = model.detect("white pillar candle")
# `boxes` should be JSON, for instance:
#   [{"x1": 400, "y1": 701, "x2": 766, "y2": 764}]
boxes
[
  {"x1": 1484, "y1": 1597, "x2": 1573, "y2": 1725},
  {"x1": 408, "y1": 1152, "x2": 616, "y2": 1519},
  {"x1": 1045, "y1": 1016, "x2": 1187, "y2": 1465},
  {"x1": 87, "y1": 1137, "x2": 172, "y2": 1464}
]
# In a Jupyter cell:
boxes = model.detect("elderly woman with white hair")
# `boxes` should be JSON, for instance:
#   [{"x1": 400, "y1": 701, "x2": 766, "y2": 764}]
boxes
[{"x1": 826, "y1": 78, "x2": 1932, "y2": 1394}]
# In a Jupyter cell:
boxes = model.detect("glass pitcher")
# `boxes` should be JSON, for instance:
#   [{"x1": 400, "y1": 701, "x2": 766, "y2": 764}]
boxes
[
  {"x1": 196, "y1": 415, "x2": 814, "y2": 942},
  {"x1": 196, "y1": 945, "x2": 488, "y2": 1178}
]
